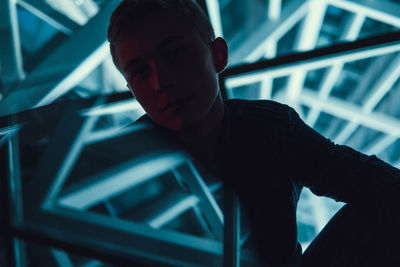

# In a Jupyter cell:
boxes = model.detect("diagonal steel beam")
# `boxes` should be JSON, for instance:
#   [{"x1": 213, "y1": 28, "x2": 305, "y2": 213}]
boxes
[
  {"x1": 323, "y1": 54, "x2": 391, "y2": 138},
  {"x1": 17, "y1": 0, "x2": 80, "y2": 35},
  {"x1": 0, "y1": 0, "x2": 120, "y2": 117},
  {"x1": 306, "y1": 13, "x2": 365, "y2": 127},
  {"x1": 45, "y1": 0, "x2": 90, "y2": 25},
  {"x1": 230, "y1": 0, "x2": 308, "y2": 65},
  {"x1": 25, "y1": 206, "x2": 258, "y2": 266},
  {"x1": 363, "y1": 134, "x2": 397, "y2": 156},
  {"x1": 299, "y1": 89, "x2": 400, "y2": 143},
  {"x1": 0, "y1": 0, "x2": 25, "y2": 96},
  {"x1": 22, "y1": 105, "x2": 100, "y2": 219},
  {"x1": 172, "y1": 162, "x2": 224, "y2": 241},
  {"x1": 334, "y1": 53, "x2": 400, "y2": 144},
  {"x1": 327, "y1": 0, "x2": 400, "y2": 27},
  {"x1": 57, "y1": 152, "x2": 186, "y2": 211},
  {"x1": 146, "y1": 183, "x2": 222, "y2": 229},
  {"x1": 286, "y1": 0, "x2": 327, "y2": 103},
  {"x1": 224, "y1": 32, "x2": 400, "y2": 89}
]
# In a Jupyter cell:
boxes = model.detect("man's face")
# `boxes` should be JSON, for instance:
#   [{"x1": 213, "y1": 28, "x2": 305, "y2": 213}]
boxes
[{"x1": 113, "y1": 11, "x2": 223, "y2": 132}]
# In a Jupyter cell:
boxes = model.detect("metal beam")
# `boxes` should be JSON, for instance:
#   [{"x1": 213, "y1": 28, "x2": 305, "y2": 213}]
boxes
[
  {"x1": 267, "y1": 0, "x2": 282, "y2": 21},
  {"x1": 21, "y1": 106, "x2": 99, "y2": 220},
  {"x1": 6, "y1": 124, "x2": 27, "y2": 267},
  {"x1": 17, "y1": 0, "x2": 79, "y2": 35},
  {"x1": 0, "y1": 0, "x2": 25, "y2": 95},
  {"x1": 334, "y1": 53, "x2": 400, "y2": 144},
  {"x1": 224, "y1": 32, "x2": 400, "y2": 89},
  {"x1": 306, "y1": 13, "x2": 365, "y2": 126},
  {"x1": 50, "y1": 249, "x2": 74, "y2": 267},
  {"x1": 23, "y1": 206, "x2": 257, "y2": 266},
  {"x1": 286, "y1": 0, "x2": 327, "y2": 103},
  {"x1": 230, "y1": 0, "x2": 308, "y2": 65},
  {"x1": 223, "y1": 189, "x2": 240, "y2": 267},
  {"x1": 327, "y1": 0, "x2": 400, "y2": 27},
  {"x1": 0, "y1": 0, "x2": 120, "y2": 117},
  {"x1": 57, "y1": 152, "x2": 186, "y2": 210},
  {"x1": 205, "y1": 0, "x2": 223, "y2": 37},
  {"x1": 45, "y1": 0, "x2": 90, "y2": 25},
  {"x1": 172, "y1": 162, "x2": 224, "y2": 241},
  {"x1": 362, "y1": 53, "x2": 400, "y2": 113},
  {"x1": 83, "y1": 122, "x2": 149, "y2": 145},
  {"x1": 146, "y1": 183, "x2": 221, "y2": 229},
  {"x1": 364, "y1": 134, "x2": 397, "y2": 156},
  {"x1": 81, "y1": 98, "x2": 143, "y2": 117},
  {"x1": 258, "y1": 29, "x2": 278, "y2": 99},
  {"x1": 298, "y1": 89, "x2": 400, "y2": 140},
  {"x1": 323, "y1": 54, "x2": 390, "y2": 138}
]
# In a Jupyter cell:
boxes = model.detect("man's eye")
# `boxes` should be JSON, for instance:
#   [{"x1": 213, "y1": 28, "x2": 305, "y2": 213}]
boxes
[{"x1": 130, "y1": 66, "x2": 151, "y2": 79}]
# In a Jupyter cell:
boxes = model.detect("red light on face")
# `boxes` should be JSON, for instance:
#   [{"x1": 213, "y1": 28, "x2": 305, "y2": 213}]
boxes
[{"x1": 114, "y1": 11, "x2": 225, "y2": 133}]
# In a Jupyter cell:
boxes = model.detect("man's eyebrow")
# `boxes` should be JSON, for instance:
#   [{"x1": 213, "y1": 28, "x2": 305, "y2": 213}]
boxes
[{"x1": 122, "y1": 36, "x2": 185, "y2": 72}]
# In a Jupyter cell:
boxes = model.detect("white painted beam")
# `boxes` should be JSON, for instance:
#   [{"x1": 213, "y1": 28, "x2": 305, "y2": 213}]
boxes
[
  {"x1": 45, "y1": 0, "x2": 90, "y2": 25},
  {"x1": 258, "y1": 32, "x2": 278, "y2": 100},
  {"x1": 50, "y1": 249, "x2": 74, "y2": 267},
  {"x1": 294, "y1": 0, "x2": 327, "y2": 52},
  {"x1": 362, "y1": 53, "x2": 400, "y2": 113},
  {"x1": 45, "y1": 108, "x2": 101, "y2": 204},
  {"x1": 299, "y1": 89, "x2": 400, "y2": 139},
  {"x1": 38, "y1": 207, "x2": 257, "y2": 266},
  {"x1": 225, "y1": 37, "x2": 400, "y2": 89},
  {"x1": 340, "y1": 13, "x2": 365, "y2": 42},
  {"x1": 334, "y1": 53, "x2": 400, "y2": 144},
  {"x1": 327, "y1": 0, "x2": 400, "y2": 27},
  {"x1": 324, "y1": 54, "x2": 391, "y2": 138},
  {"x1": 364, "y1": 134, "x2": 397, "y2": 156},
  {"x1": 173, "y1": 162, "x2": 224, "y2": 241},
  {"x1": 268, "y1": 0, "x2": 282, "y2": 21},
  {"x1": 0, "y1": 0, "x2": 120, "y2": 117},
  {"x1": 259, "y1": 76, "x2": 273, "y2": 99},
  {"x1": 306, "y1": 13, "x2": 365, "y2": 126},
  {"x1": 17, "y1": 0, "x2": 79, "y2": 35},
  {"x1": 286, "y1": 0, "x2": 327, "y2": 104},
  {"x1": 146, "y1": 183, "x2": 221, "y2": 229},
  {"x1": 230, "y1": 0, "x2": 308, "y2": 64},
  {"x1": 0, "y1": 0, "x2": 25, "y2": 95},
  {"x1": 57, "y1": 153, "x2": 187, "y2": 210},
  {"x1": 205, "y1": 0, "x2": 223, "y2": 37}
]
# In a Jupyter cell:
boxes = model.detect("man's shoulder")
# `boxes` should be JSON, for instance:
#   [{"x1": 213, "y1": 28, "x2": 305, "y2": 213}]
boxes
[{"x1": 224, "y1": 98, "x2": 295, "y2": 121}]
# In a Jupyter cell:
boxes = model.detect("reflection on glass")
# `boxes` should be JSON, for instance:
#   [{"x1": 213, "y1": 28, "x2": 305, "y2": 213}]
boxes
[{"x1": 1, "y1": 98, "x2": 260, "y2": 266}]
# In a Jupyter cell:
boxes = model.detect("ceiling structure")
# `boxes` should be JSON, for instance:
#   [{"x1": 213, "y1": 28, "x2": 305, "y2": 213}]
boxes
[{"x1": 1, "y1": 0, "x2": 400, "y2": 266}]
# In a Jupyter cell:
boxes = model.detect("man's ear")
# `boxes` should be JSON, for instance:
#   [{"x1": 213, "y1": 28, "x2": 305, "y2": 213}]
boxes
[{"x1": 211, "y1": 37, "x2": 228, "y2": 73}]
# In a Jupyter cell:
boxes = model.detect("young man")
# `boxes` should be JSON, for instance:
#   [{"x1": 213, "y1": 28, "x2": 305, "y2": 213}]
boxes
[{"x1": 107, "y1": 1, "x2": 400, "y2": 266}]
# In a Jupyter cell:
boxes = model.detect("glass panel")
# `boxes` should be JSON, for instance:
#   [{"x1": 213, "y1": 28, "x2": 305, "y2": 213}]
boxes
[
  {"x1": 14, "y1": 238, "x2": 113, "y2": 267},
  {"x1": 1, "y1": 97, "x2": 260, "y2": 266}
]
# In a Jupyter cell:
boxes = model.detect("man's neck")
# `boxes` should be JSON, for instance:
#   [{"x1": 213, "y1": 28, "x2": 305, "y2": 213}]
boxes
[
  {"x1": 177, "y1": 94, "x2": 225, "y2": 144},
  {"x1": 167, "y1": 94, "x2": 225, "y2": 166}
]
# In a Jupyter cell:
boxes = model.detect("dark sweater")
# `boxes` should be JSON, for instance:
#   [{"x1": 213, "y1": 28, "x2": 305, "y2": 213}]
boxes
[{"x1": 217, "y1": 99, "x2": 400, "y2": 266}]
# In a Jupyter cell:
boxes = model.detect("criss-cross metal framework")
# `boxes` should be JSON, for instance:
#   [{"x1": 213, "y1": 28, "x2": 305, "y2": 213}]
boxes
[{"x1": 1, "y1": 0, "x2": 400, "y2": 266}]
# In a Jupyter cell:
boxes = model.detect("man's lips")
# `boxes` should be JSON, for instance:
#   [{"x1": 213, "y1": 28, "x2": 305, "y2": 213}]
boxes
[{"x1": 161, "y1": 97, "x2": 191, "y2": 112}]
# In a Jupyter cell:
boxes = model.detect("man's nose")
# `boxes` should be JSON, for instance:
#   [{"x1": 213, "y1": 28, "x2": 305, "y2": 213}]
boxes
[{"x1": 149, "y1": 61, "x2": 174, "y2": 95}]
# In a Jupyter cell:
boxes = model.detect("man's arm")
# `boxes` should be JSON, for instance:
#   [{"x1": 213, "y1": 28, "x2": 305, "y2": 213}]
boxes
[{"x1": 287, "y1": 108, "x2": 400, "y2": 208}]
